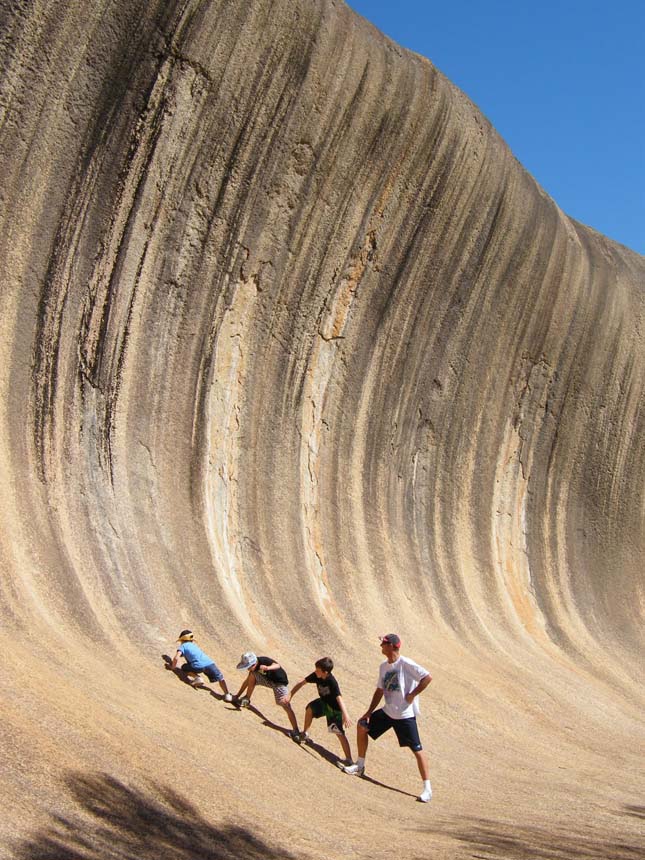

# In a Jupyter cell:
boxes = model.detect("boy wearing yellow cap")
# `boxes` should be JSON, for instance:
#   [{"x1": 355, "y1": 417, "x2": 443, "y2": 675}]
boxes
[{"x1": 171, "y1": 630, "x2": 233, "y2": 702}]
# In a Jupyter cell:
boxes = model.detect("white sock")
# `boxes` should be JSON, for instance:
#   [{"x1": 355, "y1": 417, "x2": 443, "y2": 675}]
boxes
[
  {"x1": 356, "y1": 757, "x2": 365, "y2": 768},
  {"x1": 422, "y1": 779, "x2": 432, "y2": 795}
]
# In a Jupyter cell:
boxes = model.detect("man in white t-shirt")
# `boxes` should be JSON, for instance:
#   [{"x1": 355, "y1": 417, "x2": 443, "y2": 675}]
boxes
[{"x1": 341, "y1": 634, "x2": 433, "y2": 803}]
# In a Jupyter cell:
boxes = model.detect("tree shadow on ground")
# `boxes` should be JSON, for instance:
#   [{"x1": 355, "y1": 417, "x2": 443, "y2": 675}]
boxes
[
  {"x1": 416, "y1": 816, "x2": 643, "y2": 860},
  {"x1": 13, "y1": 772, "x2": 301, "y2": 860}
]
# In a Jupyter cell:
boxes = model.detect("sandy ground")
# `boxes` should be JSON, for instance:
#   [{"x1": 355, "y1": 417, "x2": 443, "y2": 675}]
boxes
[{"x1": 1, "y1": 630, "x2": 642, "y2": 859}]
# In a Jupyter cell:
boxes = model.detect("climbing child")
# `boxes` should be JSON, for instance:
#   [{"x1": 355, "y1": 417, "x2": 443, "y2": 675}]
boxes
[
  {"x1": 171, "y1": 630, "x2": 233, "y2": 701},
  {"x1": 234, "y1": 651, "x2": 301, "y2": 741},
  {"x1": 288, "y1": 656, "x2": 353, "y2": 765}
]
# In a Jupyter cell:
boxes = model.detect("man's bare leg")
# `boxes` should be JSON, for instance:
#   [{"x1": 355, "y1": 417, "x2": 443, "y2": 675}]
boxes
[{"x1": 413, "y1": 748, "x2": 430, "y2": 780}]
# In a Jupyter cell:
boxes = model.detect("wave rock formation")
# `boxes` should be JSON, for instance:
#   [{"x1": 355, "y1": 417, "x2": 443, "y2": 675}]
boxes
[{"x1": 1, "y1": 1, "x2": 643, "y2": 857}]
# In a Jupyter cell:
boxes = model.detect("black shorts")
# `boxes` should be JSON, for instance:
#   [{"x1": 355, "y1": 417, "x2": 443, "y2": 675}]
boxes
[
  {"x1": 366, "y1": 708, "x2": 422, "y2": 751},
  {"x1": 308, "y1": 698, "x2": 344, "y2": 734}
]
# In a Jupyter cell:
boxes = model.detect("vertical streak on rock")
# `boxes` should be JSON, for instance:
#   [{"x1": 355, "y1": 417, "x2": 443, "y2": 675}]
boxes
[
  {"x1": 203, "y1": 249, "x2": 262, "y2": 635},
  {"x1": 0, "y1": 0, "x2": 642, "y2": 684}
]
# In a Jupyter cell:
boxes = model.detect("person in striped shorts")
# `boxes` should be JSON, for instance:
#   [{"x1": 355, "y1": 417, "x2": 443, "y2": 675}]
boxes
[{"x1": 234, "y1": 651, "x2": 302, "y2": 742}]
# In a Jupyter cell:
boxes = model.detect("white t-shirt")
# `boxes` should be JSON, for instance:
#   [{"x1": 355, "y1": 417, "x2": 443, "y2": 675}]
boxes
[{"x1": 378, "y1": 656, "x2": 430, "y2": 719}]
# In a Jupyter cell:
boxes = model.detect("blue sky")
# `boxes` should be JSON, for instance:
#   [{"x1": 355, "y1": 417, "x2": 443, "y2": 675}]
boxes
[{"x1": 346, "y1": 1, "x2": 644, "y2": 255}]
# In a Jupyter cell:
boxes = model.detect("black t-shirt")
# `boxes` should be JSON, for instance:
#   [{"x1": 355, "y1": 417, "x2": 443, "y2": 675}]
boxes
[
  {"x1": 305, "y1": 671, "x2": 341, "y2": 709},
  {"x1": 255, "y1": 655, "x2": 288, "y2": 686}
]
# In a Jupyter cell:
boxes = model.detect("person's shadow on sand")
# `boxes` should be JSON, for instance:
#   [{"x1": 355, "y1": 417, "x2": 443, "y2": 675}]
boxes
[
  {"x1": 161, "y1": 656, "x2": 306, "y2": 737},
  {"x1": 234, "y1": 700, "x2": 316, "y2": 756},
  {"x1": 243, "y1": 709, "x2": 416, "y2": 796},
  {"x1": 162, "y1": 656, "x2": 415, "y2": 794},
  {"x1": 360, "y1": 773, "x2": 417, "y2": 799},
  {"x1": 161, "y1": 654, "x2": 226, "y2": 701}
]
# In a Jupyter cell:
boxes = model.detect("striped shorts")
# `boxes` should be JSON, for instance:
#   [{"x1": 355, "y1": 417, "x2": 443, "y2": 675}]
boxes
[{"x1": 253, "y1": 670, "x2": 289, "y2": 703}]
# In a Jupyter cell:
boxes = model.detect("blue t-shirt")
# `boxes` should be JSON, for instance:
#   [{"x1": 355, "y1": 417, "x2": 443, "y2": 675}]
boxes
[{"x1": 179, "y1": 641, "x2": 213, "y2": 670}]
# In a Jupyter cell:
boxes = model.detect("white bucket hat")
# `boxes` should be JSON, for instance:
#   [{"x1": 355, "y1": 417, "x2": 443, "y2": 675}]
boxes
[{"x1": 236, "y1": 651, "x2": 258, "y2": 671}]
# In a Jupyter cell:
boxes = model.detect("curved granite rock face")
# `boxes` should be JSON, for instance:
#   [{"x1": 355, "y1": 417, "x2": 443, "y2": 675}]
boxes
[{"x1": 0, "y1": 1, "x2": 643, "y2": 856}]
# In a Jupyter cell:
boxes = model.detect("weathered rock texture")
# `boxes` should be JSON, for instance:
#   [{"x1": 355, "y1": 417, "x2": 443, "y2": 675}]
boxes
[{"x1": 0, "y1": 1, "x2": 643, "y2": 858}]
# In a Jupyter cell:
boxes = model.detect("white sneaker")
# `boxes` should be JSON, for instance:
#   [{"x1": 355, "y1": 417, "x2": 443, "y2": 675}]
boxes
[
  {"x1": 237, "y1": 696, "x2": 250, "y2": 708},
  {"x1": 223, "y1": 693, "x2": 233, "y2": 702},
  {"x1": 418, "y1": 787, "x2": 432, "y2": 803},
  {"x1": 300, "y1": 731, "x2": 311, "y2": 744},
  {"x1": 342, "y1": 763, "x2": 365, "y2": 776}
]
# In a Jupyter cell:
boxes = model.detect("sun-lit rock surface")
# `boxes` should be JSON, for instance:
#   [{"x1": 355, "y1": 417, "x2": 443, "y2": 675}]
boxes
[{"x1": 0, "y1": 1, "x2": 643, "y2": 857}]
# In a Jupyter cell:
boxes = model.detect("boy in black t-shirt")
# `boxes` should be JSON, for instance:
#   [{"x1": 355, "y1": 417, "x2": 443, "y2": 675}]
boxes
[
  {"x1": 234, "y1": 651, "x2": 301, "y2": 741},
  {"x1": 289, "y1": 657, "x2": 353, "y2": 764}
]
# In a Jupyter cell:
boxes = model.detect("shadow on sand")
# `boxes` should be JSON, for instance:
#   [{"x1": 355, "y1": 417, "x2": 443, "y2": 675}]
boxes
[
  {"x1": 161, "y1": 657, "x2": 416, "y2": 796},
  {"x1": 360, "y1": 772, "x2": 418, "y2": 800},
  {"x1": 238, "y1": 702, "x2": 317, "y2": 761},
  {"x1": 415, "y1": 816, "x2": 643, "y2": 860},
  {"x1": 13, "y1": 772, "x2": 300, "y2": 860},
  {"x1": 161, "y1": 654, "x2": 227, "y2": 701},
  {"x1": 162, "y1": 655, "x2": 313, "y2": 755},
  {"x1": 232, "y1": 707, "x2": 417, "y2": 798}
]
